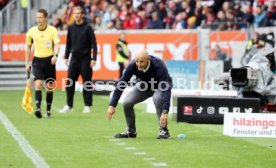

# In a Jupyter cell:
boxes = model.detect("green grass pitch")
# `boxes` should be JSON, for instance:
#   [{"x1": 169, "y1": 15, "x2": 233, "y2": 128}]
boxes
[{"x1": 0, "y1": 90, "x2": 275, "y2": 168}]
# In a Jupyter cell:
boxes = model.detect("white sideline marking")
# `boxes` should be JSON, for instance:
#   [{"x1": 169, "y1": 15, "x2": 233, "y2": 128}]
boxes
[
  {"x1": 108, "y1": 137, "x2": 168, "y2": 167},
  {"x1": 115, "y1": 142, "x2": 126, "y2": 146},
  {"x1": 124, "y1": 147, "x2": 136, "y2": 150},
  {"x1": 144, "y1": 157, "x2": 156, "y2": 161},
  {"x1": 134, "y1": 152, "x2": 146, "y2": 155},
  {"x1": 152, "y1": 162, "x2": 168, "y2": 167},
  {"x1": 109, "y1": 139, "x2": 120, "y2": 142},
  {"x1": 0, "y1": 111, "x2": 49, "y2": 168}
]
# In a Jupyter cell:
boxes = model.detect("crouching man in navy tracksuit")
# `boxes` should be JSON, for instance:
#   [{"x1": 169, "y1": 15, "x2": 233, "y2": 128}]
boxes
[{"x1": 107, "y1": 49, "x2": 172, "y2": 139}]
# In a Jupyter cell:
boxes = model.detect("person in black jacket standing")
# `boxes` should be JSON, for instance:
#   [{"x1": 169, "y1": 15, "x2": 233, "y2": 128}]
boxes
[{"x1": 60, "y1": 6, "x2": 98, "y2": 113}]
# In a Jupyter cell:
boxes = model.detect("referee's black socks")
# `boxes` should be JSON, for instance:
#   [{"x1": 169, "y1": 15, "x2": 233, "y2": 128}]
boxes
[
  {"x1": 35, "y1": 90, "x2": 42, "y2": 112},
  {"x1": 46, "y1": 92, "x2": 53, "y2": 112}
]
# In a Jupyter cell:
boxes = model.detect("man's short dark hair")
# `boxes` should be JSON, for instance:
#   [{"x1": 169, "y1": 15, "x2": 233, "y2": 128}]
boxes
[{"x1": 38, "y1": 9, "x2": 48, "y2": 17}]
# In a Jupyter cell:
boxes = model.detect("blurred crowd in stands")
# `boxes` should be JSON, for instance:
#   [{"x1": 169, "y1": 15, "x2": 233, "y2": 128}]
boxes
[
  {"x1": 50, "y1": 0, "x2": 276, "y2": 31},
  {"x1": 0, "y1": 0, "x2": 8, "y2": 10}
]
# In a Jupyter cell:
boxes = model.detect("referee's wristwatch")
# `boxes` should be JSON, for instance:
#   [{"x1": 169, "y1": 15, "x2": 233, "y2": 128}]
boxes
[
  {"x1": 54, "y1": 54, "x2": 58, "y2": 57},
  {"x1": 162, "y1": 109, "x2": 169, "y2": 114}
]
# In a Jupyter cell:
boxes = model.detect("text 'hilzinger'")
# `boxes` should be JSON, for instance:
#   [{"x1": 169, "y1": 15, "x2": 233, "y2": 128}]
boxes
[{"x1": 233, "y1": 117, "x2": 276, "y2": 129}]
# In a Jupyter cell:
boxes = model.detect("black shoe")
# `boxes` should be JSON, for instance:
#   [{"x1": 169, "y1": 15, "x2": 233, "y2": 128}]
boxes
[
  {"x1": 114, "y1": 130, "x2": 137, "y2": 138},
  {"x1": 45, "y1": 112, "x2": 51, "y2": 118},
  {"x1": 157, "y1": 129, "x2": 170, "y2": 139},
  {"x1": 35, "y1": 111, "x2": 42, "y2": 119}
]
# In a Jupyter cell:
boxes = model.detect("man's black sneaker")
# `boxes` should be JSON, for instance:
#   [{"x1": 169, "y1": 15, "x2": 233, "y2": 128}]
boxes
[
  {"x1": 114, "y1": 130, "x2": 137, "y2": 138},
  {"x1": 45, "y1": 112, "x2": 51, "y2": 118},
  {"x1": 34, "y1": 111, "x2": 42, "y2": 119},
  {"x1": 157, "y1": 129, "x2": 170, "y2": 139}
]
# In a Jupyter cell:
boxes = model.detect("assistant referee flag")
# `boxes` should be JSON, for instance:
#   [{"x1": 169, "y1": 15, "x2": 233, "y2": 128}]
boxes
[{"x1": 21, "y1": 74, "x2": 33, "y2": 113}]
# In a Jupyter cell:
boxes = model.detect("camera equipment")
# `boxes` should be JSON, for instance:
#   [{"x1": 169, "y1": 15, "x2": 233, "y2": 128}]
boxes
[
  {"x1": 230, "y1": 47, "x2": 276, "y2": 105},
  {"x1": 230, "y1": 67, "x2": 258, "y2": 87}
]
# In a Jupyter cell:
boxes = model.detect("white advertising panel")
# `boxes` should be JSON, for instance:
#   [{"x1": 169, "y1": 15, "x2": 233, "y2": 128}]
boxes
[{"x1": 224, "y1": 113, "x2": 276, "y2": 138}]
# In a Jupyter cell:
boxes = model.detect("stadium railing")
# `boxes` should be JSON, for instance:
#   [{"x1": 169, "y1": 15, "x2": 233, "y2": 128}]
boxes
[
  {"x1": 0, "y1": 0, "x2": 67, "y2": 60},
  {"x1": 0, "y1": 0, "x2": 66, "y2": 34}
]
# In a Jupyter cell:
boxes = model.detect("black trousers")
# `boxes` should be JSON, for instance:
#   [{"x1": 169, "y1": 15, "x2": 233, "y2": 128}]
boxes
[{"x1": 66, "y1": 57, "x2": 93, "y2": 108}]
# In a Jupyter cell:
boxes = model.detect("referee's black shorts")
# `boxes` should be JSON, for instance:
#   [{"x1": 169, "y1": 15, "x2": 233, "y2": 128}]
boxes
[{"x1": 32, "y1": 56, "x2": 56, "y2": 83}]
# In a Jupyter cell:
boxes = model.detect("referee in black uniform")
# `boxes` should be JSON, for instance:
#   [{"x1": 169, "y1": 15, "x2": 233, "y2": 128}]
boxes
[
  {"x1": 59, "y1": 6, "x2": 98, "y2": 113},
  {"x1": 25, "y1": 9, "x2": 60, "y2": 118}
]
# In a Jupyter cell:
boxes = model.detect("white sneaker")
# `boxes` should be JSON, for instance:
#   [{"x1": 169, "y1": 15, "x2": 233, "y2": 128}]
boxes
[
  {"x1": 83, "y1": 106, "x2": 91, "y2": 113},
  {"x1": 59, "y1": 105, "x2": 72, "y2": 113}
]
